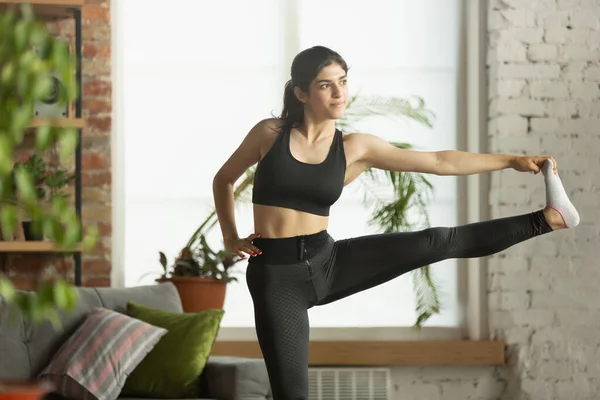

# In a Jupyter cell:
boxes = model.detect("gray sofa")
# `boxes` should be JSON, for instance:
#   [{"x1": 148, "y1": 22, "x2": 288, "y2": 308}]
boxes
[{"x1": 0, "y1": 282, "x2": 272, "y2": 400}]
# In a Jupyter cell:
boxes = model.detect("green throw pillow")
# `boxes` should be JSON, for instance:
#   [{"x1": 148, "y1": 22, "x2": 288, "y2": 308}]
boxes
[{"x1": 121, "y1": 302, "x2": 224, "y2": 398}]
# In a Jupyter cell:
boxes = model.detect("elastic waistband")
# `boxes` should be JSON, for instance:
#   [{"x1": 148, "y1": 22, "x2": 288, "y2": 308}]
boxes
[{"x1": 248, "y1": 230, "x2": 330, "y2": 265}]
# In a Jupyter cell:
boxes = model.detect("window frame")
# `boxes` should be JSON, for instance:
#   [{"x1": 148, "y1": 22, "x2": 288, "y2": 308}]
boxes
[{"x1": 110, "y1": 0, "x2": 489, "y2": 343}]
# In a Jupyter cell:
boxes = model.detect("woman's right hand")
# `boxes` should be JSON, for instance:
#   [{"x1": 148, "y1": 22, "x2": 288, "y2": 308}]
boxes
[{"x1": 225, "y1": 233, "x2": 262, "y2": 258}]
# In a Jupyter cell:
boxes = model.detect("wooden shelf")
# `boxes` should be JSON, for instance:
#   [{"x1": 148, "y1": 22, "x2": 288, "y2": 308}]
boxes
[
  {"x1": 0, "y1": 0, "x2": 83, "y2": 5},
  {"x1": 28, "y1": 118, "x2": 84, "y2": 129},
  {"x1": 0, "y1": 241, "x2": 81, "y2": 253},
  {"x1": 211, "y1": 340, "x2": 506, "y2": 366},
  {"x1": 0, "y1": 0, "x2": 83, "y2": 18}
]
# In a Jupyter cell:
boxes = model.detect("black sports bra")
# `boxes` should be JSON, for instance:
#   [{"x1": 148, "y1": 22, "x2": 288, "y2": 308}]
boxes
[{"x1": 251, "y1": 125, "x2": 346, "y2": 217}]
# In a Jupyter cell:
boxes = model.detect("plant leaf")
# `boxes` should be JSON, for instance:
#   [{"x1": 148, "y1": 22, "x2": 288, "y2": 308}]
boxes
[
  {"x1": 159, "y1": 251, "x2": 168, "y2": 270},
  {"x1": 0, "y1": 135, "x2": 13, "y2": 174},
  {"x1": 0, "y1": 278, "x2": 17, "y2": 302},
  {"x1": 58, "y1": 128, "x2": 78, "y2": 160},
  {"x1": 44, "y1": 170, "x2": 70, "y2": 189},
  {"x1": 14, "y1": 166, "x2": 36, "y2": 203},
  {"x1": 0, "y1": 204, "x2": 18, "y2": 238},
  {"x1": 340, "y1": 94, "x2": 435, "y2": 130},
  {"x1": 35, "y1": 124, "x2": 53, "y2": 151}
]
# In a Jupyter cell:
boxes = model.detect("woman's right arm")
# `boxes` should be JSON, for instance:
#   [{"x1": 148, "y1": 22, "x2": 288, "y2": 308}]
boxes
[{"x1": 212, "y1": 119, "x2": 272, "y2": 256}]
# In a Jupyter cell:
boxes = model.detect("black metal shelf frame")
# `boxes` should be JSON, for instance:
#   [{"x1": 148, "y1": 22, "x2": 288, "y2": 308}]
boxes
[{"x1": 72, "y1": 5, "x2": 82, "y2": 286}]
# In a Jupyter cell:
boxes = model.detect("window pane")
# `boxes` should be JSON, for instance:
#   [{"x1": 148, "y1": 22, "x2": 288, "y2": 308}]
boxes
[
  {"x1": 123, "y1": 66, "x2": 284, "y2": 198},
  {"x1": 122, "y1": 0, "x2": 287, "y2": 67},
  {"x1": 297, "y1": 0, "x2": 460, "y2": 69}
]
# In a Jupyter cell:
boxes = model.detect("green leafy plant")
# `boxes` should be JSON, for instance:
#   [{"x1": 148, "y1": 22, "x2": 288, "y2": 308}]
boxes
[
  {"x1": 341, "y1": 94, "x2": 441, "y2": 327},
  {"x1": 182, "y1": 93, "x2": 442, "y2": 327},
  {"x1": 14, "y1": 153, "x2": 74, "y2": 203},
  {"x1": 0, "y1": 4, "x2": 99, "y2": 326},
  {"x1": 1, "y1": 153, "x2": 73, "y2": 208},
  {"x1": 158, "y1": 236, "x2": 242, "y2": 283}
]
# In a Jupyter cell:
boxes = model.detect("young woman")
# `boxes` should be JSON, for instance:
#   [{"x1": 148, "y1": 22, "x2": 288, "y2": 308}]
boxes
[{"x1": 212, "y1": 45, "x2": 580, "y2": 399}]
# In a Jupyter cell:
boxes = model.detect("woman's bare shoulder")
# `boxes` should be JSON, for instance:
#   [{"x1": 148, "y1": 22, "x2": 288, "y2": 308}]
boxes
[
  {"x1": 250, "y1": 118, "x2": 285, "y2": 160},
  {"x1": 215, "y1": 118, "x2": 284, "y2": 182},
  {"x1": 251, "y1": 118, "x2": 284, "y2": 139},
  {"x1": 340, "y1": 131, "x2": 369, "y2": 149},
  {"x1": 339, "y1": 131, "x2": 373, "y2": 164}
]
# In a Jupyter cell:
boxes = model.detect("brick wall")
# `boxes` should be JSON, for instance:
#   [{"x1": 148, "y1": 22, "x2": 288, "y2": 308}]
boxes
[
  {"x1": 80, "y1": 0, "x2": 112, "y2": 287},
  {"x1": 4, "y1": 0, "x2": 112, "y2": 289},
  {"x1": 487, "y1": 0, "x2": 600, "y2": 399},
  {"x1": 386, "y1": 1, "x2": 600, "y2": 399}
]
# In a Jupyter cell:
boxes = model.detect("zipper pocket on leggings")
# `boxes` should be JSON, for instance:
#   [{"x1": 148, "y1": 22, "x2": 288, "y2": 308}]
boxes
[
  {"x1": 304, "y1": 247, "x2": 313, "y2": 276},
  {"x1": 299, "y1": 236, "x2": 314, "y2": 276}
]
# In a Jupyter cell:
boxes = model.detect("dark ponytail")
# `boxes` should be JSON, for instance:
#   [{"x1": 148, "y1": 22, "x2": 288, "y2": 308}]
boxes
[
  {"x1": 277, "y1": 46, "x2": 349, "y2": 133},
  {"x1": 280, "y1": 79, "x2": 305, "y2": 131}
]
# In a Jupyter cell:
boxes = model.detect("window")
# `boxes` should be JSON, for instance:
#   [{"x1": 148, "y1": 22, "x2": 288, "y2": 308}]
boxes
[{"x1": 115, "y1": 0, "x2": 464, "y2": 332}]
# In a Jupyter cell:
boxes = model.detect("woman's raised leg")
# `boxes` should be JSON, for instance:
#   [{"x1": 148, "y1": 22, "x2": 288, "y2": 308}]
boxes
[{"x1": 317, "y1": 160, "x2": 579, "y2": 305}]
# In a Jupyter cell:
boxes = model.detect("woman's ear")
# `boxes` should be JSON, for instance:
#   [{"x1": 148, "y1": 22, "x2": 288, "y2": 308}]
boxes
[{"x1": 294, "y1": 86, "x2": 308, "y2": 104}]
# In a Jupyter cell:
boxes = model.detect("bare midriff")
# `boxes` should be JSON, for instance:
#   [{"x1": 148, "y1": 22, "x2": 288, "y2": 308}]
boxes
[{"x1": 253, "y1": 204, "x2": 329, "y2": 238}]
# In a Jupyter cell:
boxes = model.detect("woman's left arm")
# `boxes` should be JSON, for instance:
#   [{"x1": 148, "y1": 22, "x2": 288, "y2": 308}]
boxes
[
  {"x1": 356, "y1": 133, "x2": 558, "y2": 176},
  {"x1": 435, "y1": 150, "x2": 557, "y2": 175}
]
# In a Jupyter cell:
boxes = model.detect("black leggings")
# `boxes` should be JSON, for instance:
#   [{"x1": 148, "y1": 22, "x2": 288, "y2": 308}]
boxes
[{"x1": 246, "y1": 210, "x2": 553, "y2": 399}]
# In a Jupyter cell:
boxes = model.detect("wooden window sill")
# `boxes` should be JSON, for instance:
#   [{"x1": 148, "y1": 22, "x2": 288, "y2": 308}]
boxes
[{"x1": 211, "y1": 340, "x2": 505, "y2": 366}]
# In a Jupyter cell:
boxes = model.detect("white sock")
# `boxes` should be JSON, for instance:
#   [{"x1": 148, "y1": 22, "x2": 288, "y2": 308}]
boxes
[{"x1": 542, "y1": 159, "x2": 580, "y2": 228}]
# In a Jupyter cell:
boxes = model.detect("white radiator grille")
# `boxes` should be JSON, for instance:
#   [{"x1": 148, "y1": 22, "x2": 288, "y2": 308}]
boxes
[{"x1": 308, "y1": 367, "x2": 391, "y2": 400}]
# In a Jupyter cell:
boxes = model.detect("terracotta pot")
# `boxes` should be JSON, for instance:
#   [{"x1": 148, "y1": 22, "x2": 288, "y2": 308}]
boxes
[
  {"x1": 0, "y1": 380, "x2": 52, "y2": 400},
  {"x1": 156, "y1": 276, "x2": 227, "y2": 313}
]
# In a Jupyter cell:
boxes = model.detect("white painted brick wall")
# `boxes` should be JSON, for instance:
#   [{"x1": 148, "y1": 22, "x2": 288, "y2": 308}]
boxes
[{"x1": 390, "y1": 1, "x2": 600, "y2": 399}]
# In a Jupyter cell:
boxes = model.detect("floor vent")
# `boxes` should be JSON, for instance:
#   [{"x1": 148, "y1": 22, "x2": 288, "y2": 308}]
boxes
[{"x1": 308, "y1": 367, "x2": 392, "y2": 399}]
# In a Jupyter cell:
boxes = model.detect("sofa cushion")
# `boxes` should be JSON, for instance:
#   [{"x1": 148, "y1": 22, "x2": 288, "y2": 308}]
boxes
[
  {"x1": 121, "y1": 303, "x2": 224, "y2": 399},
  {"x1": 39, "y1": 308, "x2": 167, "y2": 400},
  {"x1": 93, "y1": 283, "x2": 183, "y2": 315}
]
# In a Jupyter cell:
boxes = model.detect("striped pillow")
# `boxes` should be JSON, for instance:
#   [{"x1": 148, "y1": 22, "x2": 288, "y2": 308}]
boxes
[{"x1": 39, "y1": 307, "x2": 167, "y2": 400}]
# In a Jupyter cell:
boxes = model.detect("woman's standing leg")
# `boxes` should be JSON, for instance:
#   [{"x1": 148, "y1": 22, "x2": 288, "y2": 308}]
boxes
[{"x1": 246, "y1": 261, "x2": 318, "y2": 399}]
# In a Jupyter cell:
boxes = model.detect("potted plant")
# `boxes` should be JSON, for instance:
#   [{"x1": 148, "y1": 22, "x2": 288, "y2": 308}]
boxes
[
  {"x1": 0, "y1": 4, "x2": 98, "y2": 399},
  {"x1": 7, "y1": 153, "x2": 74, "y2": 241},
  {"x1": 157, "y1": 233, "x2": 243, "y2": 313},
  {"x1": 182, "y1": 94, "x2": 441, "y2": 327}
]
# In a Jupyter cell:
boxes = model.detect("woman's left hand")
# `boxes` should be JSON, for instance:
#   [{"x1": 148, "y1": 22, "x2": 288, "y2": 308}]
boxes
[{"x1": 509, "y1": 155, "x2": 558, "y2": 175}]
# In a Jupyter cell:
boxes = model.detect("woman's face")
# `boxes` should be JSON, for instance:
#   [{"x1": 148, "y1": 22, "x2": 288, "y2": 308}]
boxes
[{"x1": 296, "y1": 62, "x2": 348, "y2": 121}]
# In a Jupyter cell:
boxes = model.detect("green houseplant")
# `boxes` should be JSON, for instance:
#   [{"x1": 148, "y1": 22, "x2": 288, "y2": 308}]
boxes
[
  {"x1": 8, "y1": 153, "x2": 74, "y2": 240},
  {"x1": 156, "y1": 232, "x2": 243, "y2": 313},
  {"x1": 171, "y1": 93, "x2": 442, "y2": 327},
  {"x1": 0, "y1": 4, "x2": 98, "y2": 332}
]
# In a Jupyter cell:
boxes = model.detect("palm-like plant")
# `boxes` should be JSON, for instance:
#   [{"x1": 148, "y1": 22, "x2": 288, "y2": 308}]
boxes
[
  {"x1": 184, "y1": 93, "x2": 442, "y2": 327},
  {"x1": 341, "y1": 94, "x2": 441, "y2": 327}
]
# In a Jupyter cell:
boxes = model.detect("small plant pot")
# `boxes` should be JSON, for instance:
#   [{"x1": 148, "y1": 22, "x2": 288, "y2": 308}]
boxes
[
  {"x1": 0, "y1": 380, "x2": 52, "y2": 400},
  {"x1": 156, "y1": 276, "x2": 227, "y2": 313},
  {"x1": 21, "y1": 221, "x2": 43, "y2": 241}
]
